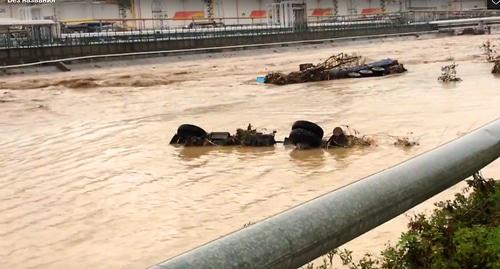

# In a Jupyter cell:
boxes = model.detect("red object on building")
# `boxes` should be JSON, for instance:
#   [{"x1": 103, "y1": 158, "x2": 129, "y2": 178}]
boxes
[
  {"x1": 311, "y1": 8, "x2": 333, "y2": 17},
  {"x1": 361, "y1": 8, "x2": 383, "y2": 15},
  {"x1": 250, "y1": 10, "x2": 267, "y2": 18},
  {"x1": 173, "y1": 11, "x2": 205, "y2": 20}
]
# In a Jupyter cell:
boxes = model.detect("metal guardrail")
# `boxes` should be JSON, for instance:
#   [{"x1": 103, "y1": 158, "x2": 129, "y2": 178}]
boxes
[
  {"x1": 0, "y1": 19, "x2": 405, "y2": 49},
  {"x1": 2, "y1": 10, "x2": 500, "y2": 50},
  {"x1": 154, "y1": 119, "x2": 500, "y2": 269},
  {"x1": 0, "y1": 30, "x2": 437, "y2": 70}
]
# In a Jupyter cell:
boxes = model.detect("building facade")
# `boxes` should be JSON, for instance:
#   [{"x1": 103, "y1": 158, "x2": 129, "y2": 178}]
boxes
[{"x1": 0, "y1": 0, "x2": 489, "y2": 27}]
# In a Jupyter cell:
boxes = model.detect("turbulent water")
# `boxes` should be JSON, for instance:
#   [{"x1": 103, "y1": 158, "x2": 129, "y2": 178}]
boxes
[{"x1": 1, "y1": 33, "x2": 499, "y2": 268}]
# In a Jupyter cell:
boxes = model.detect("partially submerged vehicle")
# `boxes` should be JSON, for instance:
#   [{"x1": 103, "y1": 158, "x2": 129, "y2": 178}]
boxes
[
  {"x1": 265, "y1": 53, "x2": 407, "y2": 85},
  {"x1": 170, "y1": 124, "x2": 276, "y2": 147}
]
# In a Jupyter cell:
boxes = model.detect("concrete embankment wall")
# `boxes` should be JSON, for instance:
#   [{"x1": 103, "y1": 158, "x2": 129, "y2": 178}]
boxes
[{"x1": 0, "y1": 24, "x2": 435, "y2": 66}]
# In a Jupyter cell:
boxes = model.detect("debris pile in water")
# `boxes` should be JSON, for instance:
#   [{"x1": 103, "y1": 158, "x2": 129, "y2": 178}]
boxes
[
  {"x1": 171, "y1": 121, "x2": 419, "y2": 150},
  {"x1": 481, "y1": 40, "x2": 497, "y2": 62},
  {"x1": 265, "y1": 53, "x2": 407, "y2": 85},
  {"x1": 393, "y1": 134, "x2": 420, "y2": 147},
  {"x1": 492, "y1": 61, "x2": 500, "y2": 74},
  {"x1": 438, "y1": 62, "x2": 462, "y2": 82},
  {"x1": 284, "y1": 122, "x2": 377, "y2": 149},
  {"x1": 479, "y1": 40, "x2": 500, "y2": 74},
  {"x1": 325, "y1": 125, "x2": 376, "y2": 148},
  {"x1": 235, "y1": 124, "x2": 277, "y2": 147},
  {"x1": 170, "y1": 124, "x2": 276, "y2": 147}
]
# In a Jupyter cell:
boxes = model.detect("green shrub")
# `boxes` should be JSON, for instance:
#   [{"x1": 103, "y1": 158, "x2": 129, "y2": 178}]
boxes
[{"x1": 304, "y1": 174, "x2": 499, "y2": 269}]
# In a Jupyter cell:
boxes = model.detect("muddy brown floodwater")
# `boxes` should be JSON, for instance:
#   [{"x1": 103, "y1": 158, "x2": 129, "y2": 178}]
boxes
[{"x1": 1, "y1": 33, "x2": 499, "y2": 269}]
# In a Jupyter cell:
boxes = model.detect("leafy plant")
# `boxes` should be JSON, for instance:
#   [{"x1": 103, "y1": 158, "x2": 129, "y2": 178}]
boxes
[
  {"x1": 305, "y1": 173, "x2": 499, "y2": 269},
  {"x1": 481, "y1": 40, "x2": 498, "y2": 62},
  {"x1": 438, "y1": 62, "x2": 462, "y2": 82}
]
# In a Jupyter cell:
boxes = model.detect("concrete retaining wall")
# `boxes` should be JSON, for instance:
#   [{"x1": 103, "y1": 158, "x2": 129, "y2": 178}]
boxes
[{"x1": 0, "y1": 24, "x2": 435, "y2": 66}]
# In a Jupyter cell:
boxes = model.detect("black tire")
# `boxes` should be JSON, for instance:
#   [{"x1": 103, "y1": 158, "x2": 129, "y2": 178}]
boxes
[
  {"x1": 291, "y1": 120, "x2": 324, "y2": 139},
  {"x1": 169, "y1": 134, "x2": 180, "y2": 144},
  {"x1": 177, "y1": 124, "x2": 207, "y2": 138},
  {"x1": 289, "y1": 128, "x2": 323, "y2": 148}
]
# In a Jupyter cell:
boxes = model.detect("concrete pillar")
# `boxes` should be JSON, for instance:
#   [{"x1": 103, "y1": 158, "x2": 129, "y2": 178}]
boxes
[
  {"x1": 380, "y1": 0, "x2": 386, "y2": 12},
  {"x1": 346, "y1": 0, "x2": 355, "y2": 15}
]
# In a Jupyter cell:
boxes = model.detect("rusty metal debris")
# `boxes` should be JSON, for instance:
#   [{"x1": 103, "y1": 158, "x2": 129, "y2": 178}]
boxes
[
  {"x1": 438, "y1": 62, "x2": 462, "y2": 82},
  {"x1": 265, "y1": 53, "x2": 407, "y2": 85}
]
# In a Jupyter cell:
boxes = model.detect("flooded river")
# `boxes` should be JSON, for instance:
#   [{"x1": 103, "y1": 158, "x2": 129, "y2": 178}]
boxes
[{"x1": 1, "y1": 33, "x2": 499, "y2": 268}]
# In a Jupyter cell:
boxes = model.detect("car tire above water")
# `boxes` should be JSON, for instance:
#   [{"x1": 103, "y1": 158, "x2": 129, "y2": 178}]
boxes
[
  {"x1": 177, "y1": 124, "x2": 207, "y2": 138},
  {"x1": 288, "y1": 128, "x2": 323, "y2": 148},
  {"x1": 291, "y1": 120, "x2": 324, "y2": 139}
]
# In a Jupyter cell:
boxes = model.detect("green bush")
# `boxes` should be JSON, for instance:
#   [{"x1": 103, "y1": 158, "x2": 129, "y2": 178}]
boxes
[{"x1": 305, "y1": 174, "x2": 499, "y2": 269}]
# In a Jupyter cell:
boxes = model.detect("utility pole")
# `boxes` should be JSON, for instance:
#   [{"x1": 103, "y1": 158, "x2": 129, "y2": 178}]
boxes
[
  {"x1": 347, "y1": 0, "x2": 355, "y2": 15},
  {"x1": 332, "y1": 0, "x2": 338, "y2": 15},
  {"x1": 380, "y1": 0, "x2": 386, "y2": 12},
  {"x1": 117, "y1": 0, "x2": 133, "y2": 28},
  {"x1": 203, "y1": 0, "x2": 215, "y2": 22}
]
